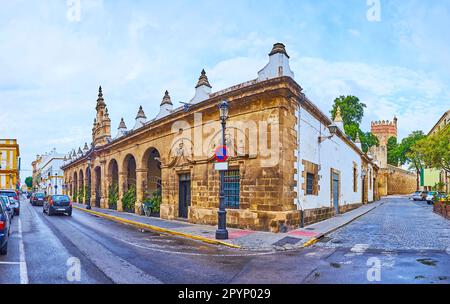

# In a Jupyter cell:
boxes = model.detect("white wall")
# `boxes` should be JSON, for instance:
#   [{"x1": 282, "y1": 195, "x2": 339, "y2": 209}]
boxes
[{"x1": 295, "y1": 104, "x2": 364, "y2": 212}]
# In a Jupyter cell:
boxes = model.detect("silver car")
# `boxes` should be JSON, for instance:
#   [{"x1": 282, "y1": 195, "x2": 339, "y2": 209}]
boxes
[
  {"x1": 0, "y1": 195, "x2": 14, "y2": 219},
  {"x1": 411, "y1": 191, "x2": 428, "y2": 201}
]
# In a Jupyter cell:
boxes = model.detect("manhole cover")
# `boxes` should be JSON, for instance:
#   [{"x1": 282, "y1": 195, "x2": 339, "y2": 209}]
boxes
[
  {"x1": 272, "y1": 236, "x2": 302, "y2": 247},
  {"x1": 306, "y1": 228, "x2": 315, "y2": 230}
]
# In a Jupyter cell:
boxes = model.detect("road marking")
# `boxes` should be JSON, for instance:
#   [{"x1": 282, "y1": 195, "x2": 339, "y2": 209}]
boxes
[
  {"x1": 18, "y1": 218, "x2": 29, "y2": 284},
  {"x1": 0, "y1": 261, "x2": 21, "y2": 265},
  {"x1": 351, "y1": 243, "x2": 370, "y2": 255}
]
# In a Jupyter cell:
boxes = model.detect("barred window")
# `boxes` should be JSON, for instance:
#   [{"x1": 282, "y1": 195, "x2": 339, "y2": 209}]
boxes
[
  {"x1": 224, "y1": 170, "x2": 240, "y2": 209},
  {"x1": 306, "y1": 173, "x2": 314, "y2": 195}
]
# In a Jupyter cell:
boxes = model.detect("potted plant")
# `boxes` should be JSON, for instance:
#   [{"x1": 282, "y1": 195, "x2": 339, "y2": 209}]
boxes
[
  {"x1": 145, "y1": 190, "x2": 161, "y2": 217},
  {"x1": 108, "y1": 183, "x2": 118, "y2": 210},
  {"x1": 121, "y1": 184, "x2": 136, "y2": 213}
]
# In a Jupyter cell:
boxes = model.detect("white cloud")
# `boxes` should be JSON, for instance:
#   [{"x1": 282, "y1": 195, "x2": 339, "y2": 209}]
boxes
[{"x1": 291, "y1": 57, "x2": 450, "y2": 138}]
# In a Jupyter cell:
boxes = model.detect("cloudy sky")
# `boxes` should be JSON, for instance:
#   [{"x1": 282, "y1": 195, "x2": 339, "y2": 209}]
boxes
[{"x1": 1, "y1": 0, "x2": 449, "y2": 177}]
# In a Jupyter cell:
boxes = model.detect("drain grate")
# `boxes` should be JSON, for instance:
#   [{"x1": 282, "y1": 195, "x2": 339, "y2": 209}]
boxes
[{"x1": 272, "y1": 236, "x2": 302, "y2": 247}]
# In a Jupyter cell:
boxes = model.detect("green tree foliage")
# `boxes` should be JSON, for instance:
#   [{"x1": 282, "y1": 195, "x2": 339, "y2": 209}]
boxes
[
  {"x1": 394, "y1": 130, "x2": 426, "y2": 190},
  {"x1": 411, "y1": 127, "x2": 450, "y2": 174},
  {"x1": 330, "y1": 95, "x2": 379, "y2": 152},
  {"x1": 386, "y1": 137, "x2": 399, "y2": 166},
  {"x1": 25, "y1": 176, "x2": 33, "y2": 188}
]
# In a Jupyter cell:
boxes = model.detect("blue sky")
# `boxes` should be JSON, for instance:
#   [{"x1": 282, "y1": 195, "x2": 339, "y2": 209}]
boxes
[{"x1": 0, "y1": 0, "x2": 449, "y2": 177}]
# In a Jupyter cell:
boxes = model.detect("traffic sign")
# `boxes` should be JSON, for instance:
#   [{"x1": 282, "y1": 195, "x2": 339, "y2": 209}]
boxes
[{"x1": 214, "y1": 146, "x2": 228, "y2": 162}]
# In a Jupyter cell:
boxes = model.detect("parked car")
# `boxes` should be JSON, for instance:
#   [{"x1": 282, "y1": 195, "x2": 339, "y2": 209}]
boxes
[
  {"x1": 0, "y1": 189, "x2": 20, "y2": 215},
  {"x1": 426, "y1": 191, "x2": 438, "y2": 204},
  {"x1": 30, "y1": 192, "x2": 46, "y2": 206},
  {"x1": 44, "y1": 195, "x2": 72, "y2": 216},
  {"x1": 0, "y1": 196, "x2": 14, "y2": 219},
  {"x1": 411, "y1": 191, "x2": 428, "y2": 201},
  {"x1": 0, "y1": 201, "x2": 11, "y2": 255}
]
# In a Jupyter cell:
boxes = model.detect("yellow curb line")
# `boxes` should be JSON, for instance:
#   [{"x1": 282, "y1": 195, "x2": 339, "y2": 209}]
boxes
[
  {"x1": 302, "y1": 238, "x2": 319, "y2": 247},
  {"x1": 73, "y1": 206, "x2": 241, "y2": 249}
]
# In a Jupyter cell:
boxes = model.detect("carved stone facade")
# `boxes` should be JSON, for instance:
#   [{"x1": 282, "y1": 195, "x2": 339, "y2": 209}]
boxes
[{"x1": 62, "y1": 43, "x2": 379, "y2": 232}]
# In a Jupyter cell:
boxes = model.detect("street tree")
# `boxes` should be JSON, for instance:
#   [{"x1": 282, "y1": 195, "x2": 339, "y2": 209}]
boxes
[
  {"x1": 411, "y1": 127, "x2": 450, "y2": 175},
  {"x1": 396, "y1": 131, "x2": 426, "y2": 189},
  {"x1": 386, "y1": 136, "x2": 399, "y2": 166},
  {"x1": 25, "y1": 176, "x2": 33, "y2": 189},
  {"x1": 330, "y1": 95, "x2": 379, "y2": 152}
]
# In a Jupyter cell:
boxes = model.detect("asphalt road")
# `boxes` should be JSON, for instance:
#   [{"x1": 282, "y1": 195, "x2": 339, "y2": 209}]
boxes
[{"x1": 1, "y1": 195, "x2": 449, "y2": 284}]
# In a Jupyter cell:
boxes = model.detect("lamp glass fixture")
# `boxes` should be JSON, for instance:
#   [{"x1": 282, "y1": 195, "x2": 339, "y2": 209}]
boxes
[
  {"x1": 328, "y1": 123, "x2": 338, "y2": 136},
  {"x1": 219, "y1": 100, "x2": 229, "y2": 121}
]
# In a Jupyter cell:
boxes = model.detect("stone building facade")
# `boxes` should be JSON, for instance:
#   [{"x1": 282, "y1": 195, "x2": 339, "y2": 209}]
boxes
[
  {"x1": 62, "y1": 43, "x2": 379, "y2": 232},
  {"x1": 0, "y1": 139, "x2": 20, "y2": 190},
  {"x1": 369, "y1": 118, "x2": 417, "y2": 195}
]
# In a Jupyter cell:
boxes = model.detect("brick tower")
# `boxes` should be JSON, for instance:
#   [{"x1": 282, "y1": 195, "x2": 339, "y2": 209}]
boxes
[{"x1": 369, "y1": 117, "x2": 398, "y2": 168}]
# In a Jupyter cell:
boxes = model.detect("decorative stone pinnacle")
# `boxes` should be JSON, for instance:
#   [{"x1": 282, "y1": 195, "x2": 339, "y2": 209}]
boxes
[
  {"x1": 83, "y1": 142, "x2": 89, "y2": 150},
  {"x1": 334, "y1": 106, "x2": 343, "y2": 123},
  {"x1": 161, "y1": 90, "x2": 173, "y2": 106},
  {"x1": 135, "y1": 105, "x2": 147, "y2": 119},
  {"x1": 355, "y1": 133, "x2": 361, "y2": 143},
  {"x1": 195, "y1": 69, "x2": 212, "y2": 88},
  {"x1": 96, "y1": 85, "x2": 106, "y2": 109},
  {"x1": 268, "y1": 42, "x2": 290, "y2": 58},
  {"x1": 118, "y1": 117, "x2": 127, "y2": 129}
]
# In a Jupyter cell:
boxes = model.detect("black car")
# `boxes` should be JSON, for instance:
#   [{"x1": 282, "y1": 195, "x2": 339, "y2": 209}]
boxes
[
  {"x1": 30, "y1": 192, "x2": 46, "y2": 206},
  {"x1": 0, "y1": 201, "x2": 11, "y2": 255},
  {"x1": 44, "y1": 195, "x2": 72, "y2": 216}
]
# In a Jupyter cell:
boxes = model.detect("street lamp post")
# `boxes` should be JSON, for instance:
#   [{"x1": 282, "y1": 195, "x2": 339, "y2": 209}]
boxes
[
  {"x1": 54, "y1": 173, "x2": 58, "y2": 195},
  {"x1": 216, "y1": 100, "x2": 229, "y2": 240},
  {"x1": 86, "y1": 157, "x2": 92, "y2": 210}
]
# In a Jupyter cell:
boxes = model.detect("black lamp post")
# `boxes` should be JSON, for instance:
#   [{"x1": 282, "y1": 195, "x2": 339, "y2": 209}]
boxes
[
  {"x1": 86, "y1": 157, "x2": 92, "y2": 210},
  {"x1": 54, "y1": 173, "x2": 58, "y2": 195},
  {"x1": 216, "y1": 100, "x2": 229, "y2": 240}
]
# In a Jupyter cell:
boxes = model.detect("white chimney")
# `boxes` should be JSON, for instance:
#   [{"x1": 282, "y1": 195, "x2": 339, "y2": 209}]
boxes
[
  {"x1": 355, "y1": 133, "x2": 362, "y2": 150},
  {"x1": 116, "y1": 118, "x2": 128, "y2": 138},
  {"x1": 156, "y1": 90, "x2": 173, "y2": 119},
  {"x1": 133, "y1": 106, "x2": 147, "y2": 130},
  {"x1": 190, "y1": 69, "x2": 212, "y2": 104},
  {"x1": 333, "y1": 106, "x2": 345, "y2": 133},
  {"x1": 257, "y1": 43, "x2": 294, "y2": 81}
]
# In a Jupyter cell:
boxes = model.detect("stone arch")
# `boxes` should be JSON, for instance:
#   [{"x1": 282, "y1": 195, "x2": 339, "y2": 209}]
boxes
[
  {"x1": 78, "y1": 169, "x2": 84, "y2": 203},
  {"x1": 94, "y1": 166, "x2": 102, "y2": 208},
  {"x1": 142, "y1": 147, "x2": 162, "y2": 199},
  {"x1": 107, "y1": 159, "x2": 119, "y2": 209},
  {"x1": 121, "y1": 154, "x2": 137, "y2": 213},
  {"x1": 122, "y1": 154, "x2": 137, "y2": 190},
  {"x1": 73, "y1": 171, "x2": 78, "y2": 200}
]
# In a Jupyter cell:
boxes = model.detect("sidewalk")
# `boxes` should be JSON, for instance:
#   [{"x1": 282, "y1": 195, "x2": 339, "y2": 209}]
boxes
[{"x1": 72, "y1": 200, "x2": 385, "y2": 251}]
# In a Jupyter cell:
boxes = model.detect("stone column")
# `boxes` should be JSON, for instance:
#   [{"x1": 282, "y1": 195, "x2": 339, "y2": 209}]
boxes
[
  {"x1": 90, "y1": 167, "x2": 95, "y2": 206},
  {"x1": 100, "y1": 162, "x2": 108, "y2": 209},
  {"x1": 104, "y1": 173, "x2": 111, "y2": 209},
  {"x1": 118, "y1": 171, "x2": 126, "y2": 212},
  {"x1": 135, "y1": 168, "x2": 148, "y2": 214}
]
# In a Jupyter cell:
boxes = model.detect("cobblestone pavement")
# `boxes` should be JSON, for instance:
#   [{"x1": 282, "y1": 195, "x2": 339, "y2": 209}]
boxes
[
  {"x1": 307, "y1": 196, "x2": 450, "y2": 283},
  {"x1": 315, "y1": 197, "x2": 450, "y2": 251}
]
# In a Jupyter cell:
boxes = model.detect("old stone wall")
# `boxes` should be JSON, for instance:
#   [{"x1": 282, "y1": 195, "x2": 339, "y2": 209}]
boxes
[{"x1": 376, "y1": 166, "x2": 417, "y2": 196}]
